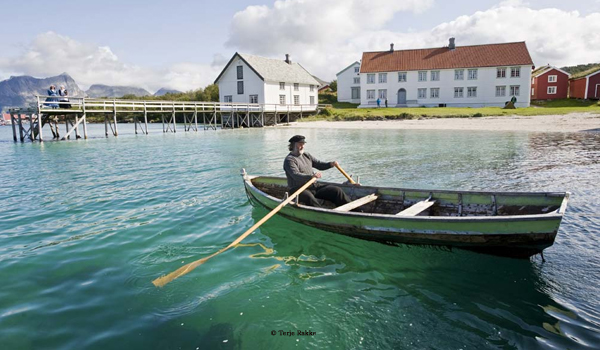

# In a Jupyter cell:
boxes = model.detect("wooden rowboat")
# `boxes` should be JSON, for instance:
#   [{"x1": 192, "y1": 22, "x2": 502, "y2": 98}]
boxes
[{"x1": 241, "y1": 171, "x2": 570, "y2": 258}]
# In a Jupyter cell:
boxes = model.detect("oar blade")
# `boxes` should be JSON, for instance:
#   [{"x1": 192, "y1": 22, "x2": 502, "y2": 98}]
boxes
[{"x1": 152, "y1": 256, "x2": 209, "y2": 287}]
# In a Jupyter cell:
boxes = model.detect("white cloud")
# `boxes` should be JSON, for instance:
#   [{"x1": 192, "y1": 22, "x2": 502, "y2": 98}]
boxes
[
  {"x1": 0, "y1": 32, "x2": 222, "y2": 93},
  {"x1": 227, "y1": 0, "x2": 600, "y2": 80}
]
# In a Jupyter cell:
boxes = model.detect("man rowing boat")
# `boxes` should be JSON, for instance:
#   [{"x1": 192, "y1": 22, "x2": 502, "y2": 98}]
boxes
[{"x1": 283, "y1": 135, "x2": 351, "y2": 207}]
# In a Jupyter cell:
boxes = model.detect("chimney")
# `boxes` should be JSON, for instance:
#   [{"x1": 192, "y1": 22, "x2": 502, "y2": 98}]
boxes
[
  {"x1": 285, "y1": 54, "x2": 291, "y2": 64},
  {"x1": 390, "y1": 43, "x2": 394, "y2": 52},
  {"x1": 449, "y1": 37, "x2": 456, "y2": 50}
]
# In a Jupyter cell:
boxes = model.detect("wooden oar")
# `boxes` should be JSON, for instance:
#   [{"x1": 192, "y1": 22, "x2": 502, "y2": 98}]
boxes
[
  {"x1": 334, "y1": 163, "x2": 357, "y2": 184},
  {"x1": 152, "y1": 176, "x2": 318, "y2": 287}
]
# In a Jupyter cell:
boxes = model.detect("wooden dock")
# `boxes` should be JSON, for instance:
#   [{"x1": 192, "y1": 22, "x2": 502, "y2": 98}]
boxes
[{"x1": 9, "y1": 96, "x2": 326, "y2": 142}]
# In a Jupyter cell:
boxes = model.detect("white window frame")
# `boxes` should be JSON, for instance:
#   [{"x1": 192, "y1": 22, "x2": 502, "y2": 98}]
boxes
[
  {"x1": 367, "y1": 74, "x2": 375, "y2": 84},
  {"x1": 547, "y1": 86, "x2": 557, "y2": 94},
  {"x1": 497, "y1": 68, "x2": 506, "y2": 78},
  {"x1": 224, "y1": 95, "x2": 232, "y2": 103},
  {"x1": 279, "y1": 95, "x2": 286, "y2": 105},
  {"x1": 510, "y1": 67, "x2": 520, "y2": 78},
  {"x1": 454, "y1": 87, "x2": 463, "y2": 98},
  {"x1": 378, "y1": 73, "x2": 387, "y2": 84},
  {"x1": 351, "y1": 87, "x2": 360, "y2": 99},
  {"x1": 293, "y1": 95, "x2": 300, "y2": 105},
  {"x1": 418, "y1": 71, "x2": 427, "y2": 82},
  {"x1": 310, "y1": 96, "x2": 315, "y2": 105},
  {"x1": 510, "y1": 85, "x2": 520, "y2": 96},
  {"x1": 378, "y1": 89, "x2": 387, "y2": 99},
  {"x1": 367, "y1": 90, "x2": 375, "y2": 99},
  {"x1": 310, "y1": 85, "x2": 314, "y2": 92},
  {"x1": 293, "y1": 83, "x2": 299, "y2": 91},
  {"x1": 496, "y1": 86, "x2": 506, "y2": 97},
  {"x1": 354, "y1": 66, "x2": 360, "y2": 73},
  {"x1": 398, "y1": 72, "x2": 407, "y2": 82},
  {"x1": 353, "y1": 77, "x2": 360, "y2": 84},
  {"x1": 454, "y1": 69, "x2": 464, "y2": 80},
  {"x1": 418, "y1": 88, "x2": 427, "y2": 99},
  {"x1": 532, "y1": 88, "x2": 535, "y2": 96},
  {"x1": 279, "y1": 82, "x2": 285, "y2": 90},
  {"x1": 532, "y1": 78, "x2": 535, "y2": 85},
  {"x1": 430, "y1": 88, "x2": 440, "y2": 98},
  {"x1": 431, "y1": 71, "x2": 440, "y2": 81},
  {"x1": 467, "y1": 87, "x2": 477, "y2": 98},
  {"x1": 249, "y1": 94, "x2": 258, "y2": 104},
  {"x1": 548, "y1": 75, "x2": 557, "y2": 83},
  {"x1": 468, "y1": 69, "x2": 478, "y2": 80}
]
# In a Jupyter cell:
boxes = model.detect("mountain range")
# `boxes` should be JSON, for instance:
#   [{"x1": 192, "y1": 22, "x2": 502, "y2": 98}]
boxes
[{"x1": 0, "y1": 73, "x2": 178, "y2": 111}]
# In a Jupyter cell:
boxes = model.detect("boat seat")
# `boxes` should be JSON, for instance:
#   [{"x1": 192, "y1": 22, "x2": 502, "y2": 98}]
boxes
[
  {"x1": 333, "y1": 194, "x2": 379, "y2": 212},
  {"x1": 396, "y1": 199, "x2": 436, "y2": 216}
]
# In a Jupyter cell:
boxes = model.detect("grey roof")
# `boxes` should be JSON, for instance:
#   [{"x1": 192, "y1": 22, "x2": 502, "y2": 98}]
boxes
[
  {"x1": 336, "y1": 61, "x2": 360, "y2": 76},
  {"x1": 238, "y1": 53, "x2": 320, "y2": 85},
  {"x1": 312, "y1": 75, "x2": 329, "y2": 86}
]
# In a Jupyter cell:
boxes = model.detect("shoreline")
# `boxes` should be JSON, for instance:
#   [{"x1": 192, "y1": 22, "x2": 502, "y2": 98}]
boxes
[{"x1": 291, "y1": 113, "x2": 600, "y2": 133}]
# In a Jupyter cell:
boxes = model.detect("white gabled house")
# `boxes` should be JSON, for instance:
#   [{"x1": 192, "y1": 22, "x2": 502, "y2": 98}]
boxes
[
  {"x1": 214, "y1": 53, "x2": 320, "y2": 111},
  {"x1": 336, "y1": 61, "x2": 361, "y2": 103},
  {"x1": 358, "y1": 39, "x2": 534, "y2": 108}
]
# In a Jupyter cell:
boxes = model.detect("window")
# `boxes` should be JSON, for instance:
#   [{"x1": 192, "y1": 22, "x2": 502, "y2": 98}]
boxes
[
  {"x1": 418, "y1": 71, "x2": 427, "y2": 82},
  {"x1": 532, "y1": 88, "x2": 535, "y2": 96},
  {"x1": 294, "y1": 83, "x2": 299, "y2": 91},
  {"x1": 548, "y1": 86, "x2": 557, "y2": 94},
  {"x1": 294, "y1": 95, "x2": 300, "y2": 105},
  {"x1": 367, "y1": 90, "x2": 375, "y2": 99},
  {"x1": 496, "y1": 86, "x2": 506, "y2": 97},
  {"x1": 279, "y1": 95, "x2": 286, "y2": 105},
  {"x1": 367, "y1": 74, "x2": 375, "y2": 84},
  {"x1": 467, "y1": 87, "x2": 477, "y2": 97},
  {"x1": 378, "y1": 89, "x2": 387, "y2": 99},
  {"x1": 510, "y1": 67, "x2": 520, "y2": 78},
  {"x1": 310, "y1": 85, "x2": 314, "y2": 92},
  {"x1": 510, "y1": 85, "x2": 520, "y2": 96},
  {"x1": 431, "y1": 71, "x2": 440, "y2": 81},
  {"x1": 224, "y1": 95, "x2": 232, "y2": 103},
  {"x1": 237, "y1": 81, "x2": 244, "y2": 95},
  {"x1": 398, "y1": 72, "x2": 407, "y2": 82},
  {"x1": 354, "y1": 66, "x2": 360, "y2": 73},
  {"x1": 454, "y1": 69, "x2": 464, "y2": 80},
  {"x1": 351, "y1": 87, "x2": 360, "y2": 99},
  {"x1": 237, "y1": 65, "x2": 243, "y2": 79},
  {"x1": 430, "y1": 88, "x2": 440, "y2": 98},
  {"x1": 353, "y1": 77, "x2": 360, "y2": 84},
  {"x1": 418, "y1": 88, "x2": 427, "y2": 99},
  {"x1": 310, "y1": 96, "x2": 315, "y2": 105},
  {"x1": 532, "y1": 78, "x2": 535, "y2": 85},
  {"x1": 454, "y1": 87, "x2": 464, "y2": 98},
  {"x1": 379, "y1": 73, "x2": 387, "y2": 83},
  {"x1": 548, "y1": 75, "x2": 557, "y2": 83},
  {"x1": 497, "y1": 68, "x2": 506, "y2": 78},
  {"x1": 279, "y1": 82, "x2": 285, "y2": 90},
  {"x1": 468, "y1": 69, "x2": 478, "y2": 80},
  {"x1": 249, "y1": 95, "x2": 258, "y2": 104}
]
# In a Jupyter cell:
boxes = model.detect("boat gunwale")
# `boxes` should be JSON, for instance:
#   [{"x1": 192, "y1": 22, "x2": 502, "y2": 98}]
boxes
[{"x1": 244, "y1": 175, "x2": 566, "y2": 222}]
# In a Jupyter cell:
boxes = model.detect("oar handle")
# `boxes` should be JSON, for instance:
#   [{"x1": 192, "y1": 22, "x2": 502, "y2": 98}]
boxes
[{"x1": 334, "y1": 163, "x2": 356, "y2": 184}]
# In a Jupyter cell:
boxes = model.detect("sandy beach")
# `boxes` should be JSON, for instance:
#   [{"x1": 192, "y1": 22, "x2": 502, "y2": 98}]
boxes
[{"x1": 293, "y1": 113, "x2": 600, "y2": 133}]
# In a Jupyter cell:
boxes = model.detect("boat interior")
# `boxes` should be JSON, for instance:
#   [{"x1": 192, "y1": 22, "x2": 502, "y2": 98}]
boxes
[{"x1": 250, "y1": 177, "x2": 567, "y2": 217}]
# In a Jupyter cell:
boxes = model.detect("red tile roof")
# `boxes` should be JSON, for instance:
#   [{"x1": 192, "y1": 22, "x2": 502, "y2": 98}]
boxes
[{"x1": 360, "y1": 42, "x2": 533, "y2": 73}]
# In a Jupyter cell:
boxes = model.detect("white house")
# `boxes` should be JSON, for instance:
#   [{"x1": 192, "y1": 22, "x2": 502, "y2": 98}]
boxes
[
  {"x1": 214, "y1": 53, "x2": 320, "y2": 111},
  {"x1": 358, "y1": 39, "x2": 533, "y2": 108},
  {"x1": 336, "y1": 61, "x2": 361, "y2": 103}
]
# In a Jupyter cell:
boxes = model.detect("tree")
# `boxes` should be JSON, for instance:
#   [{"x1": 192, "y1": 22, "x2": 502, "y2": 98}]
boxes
[
  {"x1": 203, "y1": 84, "x2": 219, "y2": 101},
  {"x1": 329, "y1": 80, "x2": 337, "y2": 92}
]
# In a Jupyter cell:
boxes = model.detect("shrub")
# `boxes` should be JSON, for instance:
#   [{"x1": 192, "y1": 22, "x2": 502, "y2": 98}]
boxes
[
  {"x1": 472, "y1": 113, "x2": 483, "y2": 118},
  {"x1": 319, "y1": 107, "x2": 333, "y2": 116}
]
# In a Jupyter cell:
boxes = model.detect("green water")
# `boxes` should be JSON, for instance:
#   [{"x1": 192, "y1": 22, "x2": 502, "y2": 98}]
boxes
[{"x1": 0, "y1": 124, "x2": 599, "y2": 349}]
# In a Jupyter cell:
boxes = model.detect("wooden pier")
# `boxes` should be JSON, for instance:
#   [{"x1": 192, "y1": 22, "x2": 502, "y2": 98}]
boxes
[{"x1": 9, "y1": 96, "x2": 326, "y2": 142}]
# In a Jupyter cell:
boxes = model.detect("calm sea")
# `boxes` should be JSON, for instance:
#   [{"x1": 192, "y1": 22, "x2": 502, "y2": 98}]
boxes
[{"x1": 0, "y1": 123, "x2": 599, "y2": 349}]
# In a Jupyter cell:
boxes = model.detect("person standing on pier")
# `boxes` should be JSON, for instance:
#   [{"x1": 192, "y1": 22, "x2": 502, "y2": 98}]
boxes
[
  {"x1": 283, "y1": 135, "x2": 351, "y2": 208},
  {"x1": 46, "y1": 85, "x2": 59, "y2": 109}
]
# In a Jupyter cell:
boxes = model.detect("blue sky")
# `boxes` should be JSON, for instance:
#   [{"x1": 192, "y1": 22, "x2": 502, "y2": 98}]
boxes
[{"x1": 1, "y1": 0, "x2": 598, "y2": 92}]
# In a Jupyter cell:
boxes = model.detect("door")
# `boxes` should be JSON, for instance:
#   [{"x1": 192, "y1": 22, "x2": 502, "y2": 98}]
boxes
[
  {"x1": 397, "y1": 88, "x2": 406, "y2": 104},
  {"x1": 596, "y1": 84, "x2": 600, "y2": 99}
]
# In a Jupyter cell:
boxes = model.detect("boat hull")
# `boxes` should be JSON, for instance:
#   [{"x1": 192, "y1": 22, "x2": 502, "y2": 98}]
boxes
[{"x1": 243, "y1": 176, "x2": 568, "y2": 258}]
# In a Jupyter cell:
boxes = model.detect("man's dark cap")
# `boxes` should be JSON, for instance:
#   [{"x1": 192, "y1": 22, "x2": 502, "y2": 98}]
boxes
[{"x1": 288, "y1": 135, "x2": 306, "y2": 143}]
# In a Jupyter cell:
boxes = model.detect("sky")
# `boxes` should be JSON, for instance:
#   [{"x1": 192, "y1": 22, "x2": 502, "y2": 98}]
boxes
[{"x1": 1, "y1": 0, "x2": 599, "y2": 93}]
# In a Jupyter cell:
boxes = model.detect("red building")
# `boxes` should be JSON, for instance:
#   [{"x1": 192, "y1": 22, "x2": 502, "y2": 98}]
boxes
[
  {"x1": 531, "y1": 65, "x2": 570, "y2": 100},
  {"x1": 569, "y1": 66, "x2": 600, "y2": 100}
]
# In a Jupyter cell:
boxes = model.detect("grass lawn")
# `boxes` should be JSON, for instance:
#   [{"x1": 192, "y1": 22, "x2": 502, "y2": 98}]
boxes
[{"x1": 310, "y1": 97, "x2": 600, "y2": 121}]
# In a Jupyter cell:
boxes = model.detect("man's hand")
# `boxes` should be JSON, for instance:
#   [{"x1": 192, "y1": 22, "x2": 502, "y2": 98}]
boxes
[
  {"x1": 331, "y1": 161, "x2": 339, "y2": 167},
  {"x1": 314, "y1": 172, "x2": 322, "y2": 178}
]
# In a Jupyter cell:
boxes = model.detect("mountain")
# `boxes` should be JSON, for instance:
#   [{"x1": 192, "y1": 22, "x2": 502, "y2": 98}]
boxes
[
  {"x1": 0, "y1": 73, "x2": 85, "y2": 111},
  {"x1": 154, "y1": 88, "x2": 182, "y2": 96},
  {"x1": 86, "y1": 84, "x2": 151, "y2": 98}
]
